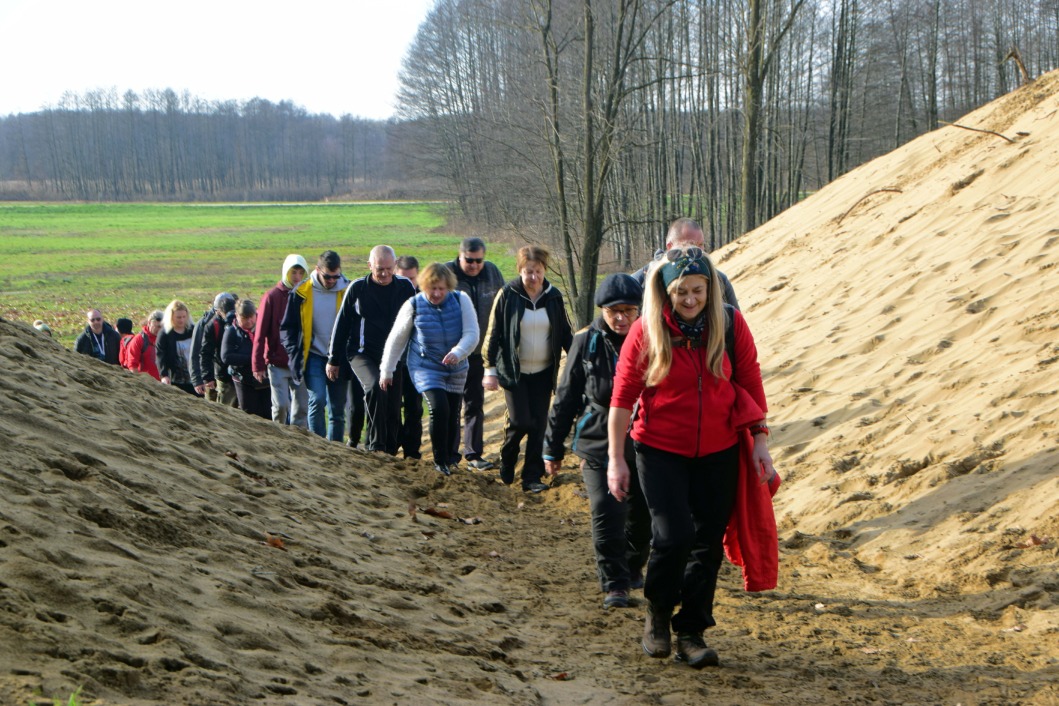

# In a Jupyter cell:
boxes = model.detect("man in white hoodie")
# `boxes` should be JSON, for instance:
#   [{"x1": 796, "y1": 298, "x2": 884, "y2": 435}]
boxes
[
  {"x1": 280, "y1": 251, "x2": 351, "y2": 441},
  {"x1": 253, "y1": 254, "x2": 309, "y2": 427}
]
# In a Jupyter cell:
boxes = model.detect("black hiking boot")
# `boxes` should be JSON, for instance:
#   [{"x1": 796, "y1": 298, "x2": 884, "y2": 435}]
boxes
[
  {"x1": 641, "y1": 604, "x2": 672, "y2": 658},
  {"x1": 674, "y1": 632, "x2": 719, "y2": 668}
]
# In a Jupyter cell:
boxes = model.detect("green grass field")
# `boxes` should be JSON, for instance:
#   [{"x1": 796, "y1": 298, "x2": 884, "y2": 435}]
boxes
[{"x1": 0, "y1": 202, "x2": 518, "y2": 344}]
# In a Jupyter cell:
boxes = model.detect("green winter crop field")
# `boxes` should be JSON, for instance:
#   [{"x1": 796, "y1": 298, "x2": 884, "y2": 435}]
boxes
[{"x1": 0, "y1": 202, "x2": 515, "y2": 345}]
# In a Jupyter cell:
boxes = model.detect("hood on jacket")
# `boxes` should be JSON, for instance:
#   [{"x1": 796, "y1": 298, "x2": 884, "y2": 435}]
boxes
[
  {"x1": 282, "y1": 254, "x2": 308, "y2": 289},
  {"x1": 309, "y1": 269, "x2": 350, "y2": 293}
]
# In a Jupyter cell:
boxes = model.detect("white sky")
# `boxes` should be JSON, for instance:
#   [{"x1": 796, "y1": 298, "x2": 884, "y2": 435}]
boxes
[{"x1": 0, "y1": 0, "x2": 436, "y2": 120}]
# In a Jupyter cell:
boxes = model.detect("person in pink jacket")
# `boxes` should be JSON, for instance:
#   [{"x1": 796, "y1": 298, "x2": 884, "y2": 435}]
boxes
[{"x1": 607, "y1": 246, "x2": 776, "y2": 669}]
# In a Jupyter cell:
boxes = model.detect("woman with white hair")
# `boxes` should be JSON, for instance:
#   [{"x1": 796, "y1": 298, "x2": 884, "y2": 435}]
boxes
[{"x1": 156, "y1": 299, "x2": 199, "y2": 395}]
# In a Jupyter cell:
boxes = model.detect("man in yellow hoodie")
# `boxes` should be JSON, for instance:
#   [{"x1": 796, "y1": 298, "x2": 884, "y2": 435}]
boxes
[{"x1": 280, "y1": 251, "x2": 351, "y2": 441}]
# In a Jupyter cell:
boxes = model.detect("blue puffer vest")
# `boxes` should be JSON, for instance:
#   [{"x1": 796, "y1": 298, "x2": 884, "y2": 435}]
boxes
[{"x1": 408, "y1": 292, "x2": 469, "y2": 393}]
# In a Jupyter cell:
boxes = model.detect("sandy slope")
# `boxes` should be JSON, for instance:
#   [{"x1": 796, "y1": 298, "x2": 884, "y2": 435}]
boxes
[{"x1": 2, "y1": 71, "x2": 1059, "y2": 705}]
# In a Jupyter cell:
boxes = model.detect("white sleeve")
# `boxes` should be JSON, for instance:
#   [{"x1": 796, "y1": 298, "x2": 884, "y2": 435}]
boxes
[
  {"x1": 450, "y1": 292, "x2": 480, "y2": 361},
  {"x1": 379, "y1": 299, "x2": 415, "y2": 380}
]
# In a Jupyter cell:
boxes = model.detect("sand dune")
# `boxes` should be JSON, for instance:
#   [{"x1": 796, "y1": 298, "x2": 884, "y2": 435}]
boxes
[{"x1": 2, "y1": 70, "x2": 1058, "y2": 705}]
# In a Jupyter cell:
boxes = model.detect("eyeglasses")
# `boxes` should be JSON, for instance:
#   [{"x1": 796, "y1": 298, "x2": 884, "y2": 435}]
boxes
[
  {"x1": 88, "y1": 317, "x2": 102, "y2": 322},
  {"x1": 666, "y1": 246, "x2": 704, "y2": 262},
  {"x1": 603, "y1": 306, "x2": 639, "y2": 319},
  {"x1": 462, "y1": 257, "x2": 484, "y2": 264},
  {"x1": 320, "y1": 273, "x2": 342, "y2": 281}
]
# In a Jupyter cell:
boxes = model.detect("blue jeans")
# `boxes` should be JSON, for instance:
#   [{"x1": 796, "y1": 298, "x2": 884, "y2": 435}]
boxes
[{"x1": 305, "y1": 353, "x2": 347, "y2": 441}]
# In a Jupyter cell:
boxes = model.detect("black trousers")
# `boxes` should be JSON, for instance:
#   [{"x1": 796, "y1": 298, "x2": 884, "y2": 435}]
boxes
[
  {"x1": 500, "y1": 367, "x2": 553, "y2": 487},
  {"x1": 635, "y1": 441, "x2": 739, "y2": 634},
  {"x1": 351, "y1": 354, "x2": 403, "y2": 454},
  {"x1": 454, "y1": 353, "x2": 486, "y2": 461},
  {"x1": 399, "y1": 364, "x2": 423, "y2": 459},
  {"x1": 234, "y1": 380, "x2": 271, "y2": 419},
  {"x1": 346, "y1": 374, "x2": 365, "y2": 448},
  {"x1": 423, "y1": 389, "x2": 461, "y2": 466},
  {"x1": 582, "y1": 436, "x2": 651, "y2": 592}
]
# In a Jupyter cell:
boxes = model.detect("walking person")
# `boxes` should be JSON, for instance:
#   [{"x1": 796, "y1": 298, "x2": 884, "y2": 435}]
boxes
[
  {"x1": 447, "y1": 237, "x2": 505, "y2": 470},
  {"x1": 124, "y1": 310, "x2": 164, "y2": 380},
  {"x1": 196, "y1": 292, "x2": 239, "y2": 407},
  {"x1": 607, "y1": 247, "x2": 777, "y2": 668},
  {"x1": 379, "y1": 263, "x2": 479, "y2": 475},
  {"x1": 329, "y1": 245, "x2": 415, "y2": 454},
  {"x1": 394, "y1": 255, "x2": 423, "y2": 459},
  {"x1": 156, "y1": 299, "x2": 199, "y2": 395},
  {"x1": 281, "y1": 251, "x2": 351, "y2": 441},
  {"x1": 482, "y1": 245, "x2": 573, "y2": 492},
  {"x1": 544, "y1": 274, "x2": 651, "y2": 608},
  {"x1": 254, "y1": 254, "x2": 310, "y2": 428},
  {"x1": 74, "y1": 309, "x2": 121, "y2": 365},
  {"x1": 222, "y1": 299, "x2": 271, "y2": 419}
]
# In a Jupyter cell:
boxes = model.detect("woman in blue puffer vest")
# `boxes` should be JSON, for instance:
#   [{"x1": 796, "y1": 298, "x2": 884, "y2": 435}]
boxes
[{"x1": 380, "y1": 263, "x2": 480, "y2": 475}]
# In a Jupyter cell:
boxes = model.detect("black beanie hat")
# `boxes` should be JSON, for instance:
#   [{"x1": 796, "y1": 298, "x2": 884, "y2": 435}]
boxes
[
  {"x1": 594, "y1": 273, "x2": 643, "y2": 308},
  {"x1": 116, "y1": 317, "x2": 134, "y2": 335}
]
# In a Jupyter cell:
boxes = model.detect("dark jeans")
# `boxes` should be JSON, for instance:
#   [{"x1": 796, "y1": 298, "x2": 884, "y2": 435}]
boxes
[
  {"x1": 346, "y1": 374, "x2": 365, "y2": 447},
  {"x1": 423, "y1": 389, "x2": 461, "y2": 466},
  {"x1": 500, "y1": 367, "x2": 553, "y2": 487},
  {"x1": 582, "y1": 436, "x2": 651, "y2": 592},
  {"x1": 305, "y1": 353, "x2": 347, "y2": 442},
  {"x1": 454, "y1": 353, "x2": 486, "y2": 461},
  {"x1": 400, "y1": 365, "x2": 423, "y2": 459},
  {"x1": 234, "y1": 380, "x2": 271, "y2": 419},
  {"x1": 635, "y1": 441, "x2": 739, "y2": 634},
  {"x1": 352, "y1": 354, "x2": 402, "y2": 454}
]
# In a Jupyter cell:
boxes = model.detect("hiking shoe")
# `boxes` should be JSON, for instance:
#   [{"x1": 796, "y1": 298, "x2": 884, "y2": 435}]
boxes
[
  {"x1": 675, "y1": 633, "x2": 719, "y2": 668},
  {"x1": 523, "y1": 482, "x2": 548, "y2": 493},
  {"x1": 499, "y1": 467, "x2": 515, "y2": 485},
  {"x1": 629, "y1": 572, "x2": 645, "y2": 590},
  {"x1": 642, "y1": 604, "x2": 672, "y2": 658},
  {"x1": 433, "y1": 463, "x2": 451, "y2": 476},
  {"x1": 603, "y1": 590, "x2": 629, "y2": 609},
  {"x1": 467, "y1": 459, "x2": 495, "y2": 471}
]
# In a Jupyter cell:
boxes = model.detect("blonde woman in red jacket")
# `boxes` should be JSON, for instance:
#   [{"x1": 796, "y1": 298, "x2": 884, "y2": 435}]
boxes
[{"x1": 607, "y1": 246, "x2": 776, "y2": 669}]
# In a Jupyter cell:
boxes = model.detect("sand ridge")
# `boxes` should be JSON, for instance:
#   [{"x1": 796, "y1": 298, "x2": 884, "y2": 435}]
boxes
[{"x1": 2, "y1": 70, "x2": 1059, "y2": 705}]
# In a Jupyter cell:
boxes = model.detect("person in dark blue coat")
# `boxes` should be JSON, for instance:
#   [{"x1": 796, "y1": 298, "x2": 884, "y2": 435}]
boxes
[
  {"x1": 221, "y1": 299, "x2": 270, "y2": 419},
  {"x1": 544, "y1": 274, "x2": 651, "y2": 609}
]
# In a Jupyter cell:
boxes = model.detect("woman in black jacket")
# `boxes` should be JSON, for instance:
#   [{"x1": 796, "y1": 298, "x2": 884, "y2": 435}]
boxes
[
  {"x1": 482, "y1": 245, "x2": 572, "y2": 492},
  {"x1": 543, "y1": 274, "x2": 651, "y2": 608},
  {"x1": 156, "y1": 299, "x2": 199, "y2": 395},
  {"x1": 221, "y1": 299, "x2": 270, "y2": 419}
]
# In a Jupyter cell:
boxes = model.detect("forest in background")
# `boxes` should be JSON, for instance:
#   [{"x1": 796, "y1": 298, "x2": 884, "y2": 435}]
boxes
[{"x1": 2, "y1": 0, "x2": 1057, "y2": 323}]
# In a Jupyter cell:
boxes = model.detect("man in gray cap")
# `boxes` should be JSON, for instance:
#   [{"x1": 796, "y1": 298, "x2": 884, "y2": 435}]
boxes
[
  {"x1": 543, "y1": 273, "x2": 651, "y2": 609},
  {"x1": 192, "y1": 292, "x2": 239, "y2": 406}
]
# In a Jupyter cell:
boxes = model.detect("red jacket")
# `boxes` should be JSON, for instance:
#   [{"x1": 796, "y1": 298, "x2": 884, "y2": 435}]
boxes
[
  {"x1": 253, "y1": 281, "x2": 292, "y2": 374},
  {"x1": 126, "y1": 327, "x2": 160, "y2": 380},
  {"x1": 611, "y1": 306, "x2": 767, "y2": 457},
  {"x1": 723, "y1": 390, "x2": 782, "y2": 591}
]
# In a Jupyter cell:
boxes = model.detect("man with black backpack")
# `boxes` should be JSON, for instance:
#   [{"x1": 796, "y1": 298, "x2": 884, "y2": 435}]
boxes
[{"x1": 191, "y1": 292, "x2": 238, "y2": 406}]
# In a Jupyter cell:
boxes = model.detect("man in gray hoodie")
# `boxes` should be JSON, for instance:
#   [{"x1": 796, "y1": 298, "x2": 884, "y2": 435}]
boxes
[{"x1": 280, "y1": 250, "x2": 350, "y2": 441}]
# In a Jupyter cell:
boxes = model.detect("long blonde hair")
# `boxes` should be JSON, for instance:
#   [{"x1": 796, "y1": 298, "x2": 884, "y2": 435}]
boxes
[
  {"x1": 640, "y1": 251, "x2": 727, "y2": 386},
  {"x1": 163, "y1": 299, "x2": 190, "y2": 333}
]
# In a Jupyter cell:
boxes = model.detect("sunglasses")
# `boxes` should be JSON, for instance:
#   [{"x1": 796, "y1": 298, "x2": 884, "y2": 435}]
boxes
[
  {"x1": 320, "y1": 273, "x2": 342, "y2": 281},
  {"x1": 666, "y1": 246, "x2": 704, "y2": 262},
  {"x1": 462, "y1": 257, "x2": 484, "y2": 264},
  {"x1": 89, "y1": 317, "x2": 102, "y2": 322}
]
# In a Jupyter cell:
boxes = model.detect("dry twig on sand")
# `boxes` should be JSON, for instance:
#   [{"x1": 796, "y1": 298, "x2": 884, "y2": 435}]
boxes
[
  {"x1": 837, "y1": 188, "x2": 902, "y2": 223},
  {"x1": 941, "y1": 121, "x2": 1016, "y2": 143}
]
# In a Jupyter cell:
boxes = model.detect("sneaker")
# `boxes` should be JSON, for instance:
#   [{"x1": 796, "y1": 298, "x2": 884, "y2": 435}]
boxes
[
  {"x1": 523, "y1": 481, "x2": 548, "y2": 493},
  {"x1": 603, "y1": 590, "x2": 629, "y2": 609},
  {"x1": 674, "y1": 633, "x2": 719, "y2": 668},
  {"x1": 433, "y1": 463, "x2": 451, "y2": 477},
  {"x1": 467, "y1": 459, "x2": 495, "y2": 471}
]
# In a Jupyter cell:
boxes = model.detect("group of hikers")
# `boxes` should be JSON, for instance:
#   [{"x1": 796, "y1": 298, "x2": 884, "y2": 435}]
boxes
[{"x1": 59, "y1": 217, "x2": 778, "y2": 669}]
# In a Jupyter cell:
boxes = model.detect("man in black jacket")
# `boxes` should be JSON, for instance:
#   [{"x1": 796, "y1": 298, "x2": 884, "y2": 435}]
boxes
[
  {"x1": 192, "y1": 292, "x2": 238, "y2": 407},
  {"x1": 328, "y1": 245, "x2": 415, "y2": 454},
  {"x1": 74, "y1": 309, "x2": 121, "y2": 365},
  {"x1": 446, "y1": 237, "x2": 505, "y2": 470}
]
